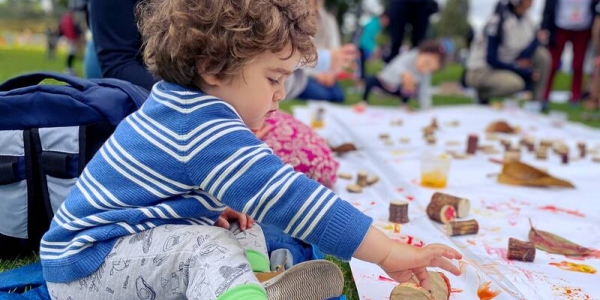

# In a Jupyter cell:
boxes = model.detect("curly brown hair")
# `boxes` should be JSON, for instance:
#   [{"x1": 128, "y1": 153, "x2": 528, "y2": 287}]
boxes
[{"x1": 137, "y1": 0, "x2": 318, "y2": 89}]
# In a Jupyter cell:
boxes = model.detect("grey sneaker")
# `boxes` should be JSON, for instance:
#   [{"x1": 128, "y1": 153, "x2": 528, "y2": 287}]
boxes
[{"x1": 263, "y1": 260, "x2": 343, "y2": 300}]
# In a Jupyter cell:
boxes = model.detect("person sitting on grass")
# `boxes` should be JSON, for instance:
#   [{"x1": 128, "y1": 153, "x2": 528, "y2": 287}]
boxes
[
  {"x1": 41, "y1": 1, "x2": 462, "y2": 300},
  {"x1": 360, "y1": 39, "x2": 445, "y2": 110}
]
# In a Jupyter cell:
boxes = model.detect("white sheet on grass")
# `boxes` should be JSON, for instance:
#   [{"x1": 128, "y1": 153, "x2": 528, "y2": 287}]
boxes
[{"x1": 294, "y1": 103, "x2": 600, "y2": 300}]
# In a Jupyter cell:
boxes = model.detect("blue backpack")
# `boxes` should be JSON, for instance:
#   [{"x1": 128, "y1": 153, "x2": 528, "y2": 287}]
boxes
[{"x1": 0, "y1": 72, "x2": 147, "y2": 258}]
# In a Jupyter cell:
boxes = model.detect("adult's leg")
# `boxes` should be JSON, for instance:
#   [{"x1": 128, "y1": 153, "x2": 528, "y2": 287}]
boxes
[
  {"x1": 569, "y1": 29, "x2": 592, "y2": 102},
  {"x1": 409, "y1": 1, "x2": 431, "y2": 48},
  {"x1": 297, "y1": 78, "x2": 344, "y2": 102},
  {"x1": 543, "y1": 28, "x2": 569, "y2": 100},
  {"x1": 531, "y1": 47, "x2": 552, "y2": 101},
  {"x1": 466, "y1": 69, "x2": 525, "y2": 100},
  {"x1": 384, "y1": 0, "x2": 408, "y2": 63}
]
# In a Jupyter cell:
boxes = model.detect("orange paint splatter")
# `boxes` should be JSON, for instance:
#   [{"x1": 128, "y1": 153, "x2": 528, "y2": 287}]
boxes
[
  {"x1": 549, "y1": 261, "x2": 597, "y2": 274},
  {"x1": 352, "y1": 202, "x2": 361, "y2": 207},
  {"x1": 477, "y1": 282, "x2": 501, "y2": 300},
  {"x1": 467, "y1": 239, "x2": 477, "y2": 246},
  {"x1": 539, "y1": 205, "x2": 585, "y2": 218},
  {"x1": 392, "y1": 224, "x2": 401, "y2": 233}
]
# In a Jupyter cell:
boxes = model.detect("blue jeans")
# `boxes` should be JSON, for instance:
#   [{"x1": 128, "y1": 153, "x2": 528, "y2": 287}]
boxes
[{"x1": 297, "y1": 78, "x2": 345, "y2": 103}]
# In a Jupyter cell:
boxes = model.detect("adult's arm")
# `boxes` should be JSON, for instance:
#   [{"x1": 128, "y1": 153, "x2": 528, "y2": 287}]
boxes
[
  {"x1": 541, "y1": 0, "x2": 555, "y2": 31},
  {"x1": 89, "y1": 0, "x2": 158, "y2": 90}
]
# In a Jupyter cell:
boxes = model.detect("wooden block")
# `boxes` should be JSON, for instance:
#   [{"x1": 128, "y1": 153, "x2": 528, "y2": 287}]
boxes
[
  {"x1": 466, "y1": 134, "x2": 479, "y2": 155},
  {"x1": 389, "y1": 201, "x2": 409, "y2": 224},
  {"x1": 431, "y1": 192, "x2": 470, "y2": 218},
  {"x1": 366, "y1": 175, "x2": 379, "y2": 186},
  {"x1": 507, "y1": 238, "x2": 536, "y2": 262},
  {"x1": 445, "y1": 219, "x2": 479, "y2": 236},
  {"x1": 426, "y1": 203, "x2": 456, "y2": 224},
  {"x1": 426, "y1": 135, "x2": 436, "y2": 145},
  {"x1": 379, "y1": 133, "x2": 390, "y2": 140},
  {"x1": 503, "y1": 150, "x2": 521, "y2": 163},
  {"x1": 356, "y1": 171, "x2": 369, "y2": 187},
  {"x1": 399, "y1": 137, "x2": 411, "y2": 144},
  {"x1": 337, "y1": 172, "x2": 352, "y2": 180},
  {"x1": 346, "y1": 184, "x2": 363, "y2": 193},
  {"x1": 593, "y1": 156, "x2": 600, "y2": 163}
]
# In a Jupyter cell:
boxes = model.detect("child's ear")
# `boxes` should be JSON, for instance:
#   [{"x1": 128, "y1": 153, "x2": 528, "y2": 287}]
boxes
[{"x1": 200, "y1": 73, "x2": 222, "y2": 87}]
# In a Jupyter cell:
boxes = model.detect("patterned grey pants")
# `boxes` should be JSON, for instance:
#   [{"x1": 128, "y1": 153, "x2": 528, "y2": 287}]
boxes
[{"x1": 47, "y1": 224, "x2": 269, "y2": 300}]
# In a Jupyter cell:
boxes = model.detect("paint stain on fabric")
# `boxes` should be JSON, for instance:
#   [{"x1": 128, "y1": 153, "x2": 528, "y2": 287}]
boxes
[
  {"x1": 484, "y1": 245, "x2": 511, "y2": 264},
  {"x1": 539, "y1": 205, "x2": 585, "y2": 218},
  {"x1": 451, "y1": 288, "x2": 463, "y2": 293},
  {"x1": 477, "y1": 282, "x2": 501, "y2": 300},
  {"x1": 377, "y1": 275, "x2": 395, "y2": 283},
  {"x1": 549, "y1": 261, "x2": 597, "y2": 274},
  {"x1": 552, "y1": 286, "x2": 592, "y2": 300},
  {"x1": 396, "y1": 187, "x2": 405, "y2": 192},
  {"x1": 406, "y1": 195, "x2": 415, "y2": 201}
]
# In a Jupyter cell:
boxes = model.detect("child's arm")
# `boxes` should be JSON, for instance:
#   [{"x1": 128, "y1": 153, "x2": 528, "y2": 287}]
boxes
[{"x1": 354, "y1": 227, "x2": 462, "y2": 290}]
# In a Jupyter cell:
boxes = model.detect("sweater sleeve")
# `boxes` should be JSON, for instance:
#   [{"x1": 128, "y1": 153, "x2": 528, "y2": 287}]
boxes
[
  {"x1": 89, "y1": 0, "x2": 158, "y2": 90},
  {"x1": 183, "y1": 103, "x2": 372, "y2": 260}
]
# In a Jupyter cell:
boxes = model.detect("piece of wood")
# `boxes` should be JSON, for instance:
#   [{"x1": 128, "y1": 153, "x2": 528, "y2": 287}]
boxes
[
  {"x1": 366, "y1": 175, "x2": 379, "y2": 186},
  {"x1": 503, "y1": 150, "x2": 521, "y2": 163},
  {"x1": 426, "y1": 135, "x2": 436, "y2": 145},
  {"x1": 389, "y1": 272, "x2": 450, "y2": 300},
  {"x1": 577, "y1": 142, "x2": 586, "y2": 158},
  {"x1": 379, "y1": 133, "x2": 390, "y2": 140},
  {"x1": 399, "y1": 137, "x2": 411, "y2": 144},
  {"x1": 446, "y1": 140, "x2": 460, "y2": 146},
  {"x1": 431, "y1": 192, "x2": 470, "y2": 218},
  {"x1": 390, "y1": 119, "x2": 403, "y2": 126},
  {"x1": 426, "y1": 203, "x2": 456, "y2": 224},
  {"x1": 445, "y1": 219, "x2": 479, "y2": 236},
  {"x1": 593, "y1": 156, "x2": 600, "y2": 163},
  {"x1": 423, "y1": 126, "x2": 436, "y2": 135},
  {"x1": 507, "y1": 238, "x2": 536, "y2": 262},
  {"x1": 486, "y1": 134, "x2": 499, "y2": 141},
  {"x1": 330, "y1": 143, "x2": 357, "y2": 153},
  {"x1": 346, "y1": 184, "x2": 363, "y2": 193},
  {"x1": 535, "y1": 147, "x2": 548, "y2": 160},
  {"x1": 389, "y1": 201, "x2": 409, "y2": 224},
  {"x1": 500, "y1": 139, "x2": 512, "y2": 151},
  {"x1": 356, "y1": 171, "x2": 369, "y2": 187},
  {"x1": 466, "y1": 134, "x2": 479, "y2": 155},
  {"x1": 431, "y1": 118, "x2": 439, "y2": 129},
  {"x1": 559, "y1": 151, "x2": 569, "y2": 164},
  {"x1": 337, "y1": 172, "x2": 352, "y2": 180}
]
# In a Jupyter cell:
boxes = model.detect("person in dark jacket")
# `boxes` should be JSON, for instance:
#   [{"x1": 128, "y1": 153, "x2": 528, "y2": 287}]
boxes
[
  {"x1": 465, "y1": 0, "x2": 551, "y2": 107},
  {"x1": 541, "y1": 0, "x2": 600, "y2": 104}
]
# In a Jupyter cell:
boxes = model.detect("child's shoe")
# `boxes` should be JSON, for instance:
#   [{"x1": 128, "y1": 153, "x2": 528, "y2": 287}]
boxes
[{"x1": 261, "y1": 260, "x2": 343, "y2": 300}]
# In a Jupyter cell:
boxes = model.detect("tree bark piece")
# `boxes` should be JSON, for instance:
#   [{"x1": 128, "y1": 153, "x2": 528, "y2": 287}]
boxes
[
  {"x1": 389, "y1": 201, "x2": 409, "y2": 224},
  {"x1": 367, "y1": 175, "x2": 379, "y2": 186},
  {"x1": 337, "y1": 172, "x2": 352, "y2": 180},
  {"x1": 445, "y1": 219, "x2": 479, "y2": 236},
  {"x1": 431, "y1": 192, "x2": 470, "y2": 218},
  {"x1": 507, "y1": 238, "x2": 536, "y2": 262},
  {"x1": 389, "y1": 272, "x2": 450, "y2": 300},
  {"x1": 577, "y1": 142, "x2": 586, "y2": 158},
  {"x1": 466, "y1": 134, "x2": 479, "y2": 155},
  {"x1": 356, "y1": 171, "x2": 368, "y2": 187},
  {"x1": 503, "y1": 150, "x2": 521, "y2": 163},
  {"x1": 426, "y1": 203, "x2": 456, "y2": 224},
  {"x1": 346, "y1": 184, "x2": 363, "y2": 193}
]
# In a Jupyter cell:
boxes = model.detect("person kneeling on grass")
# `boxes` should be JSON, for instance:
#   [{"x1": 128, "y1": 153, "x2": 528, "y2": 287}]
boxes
[
  {"x1": 360, "y1": 39, "x2": 445, "y2": 110},
  {"x1": 41, "y1": 1, "x2": 462, "y2": 300}
]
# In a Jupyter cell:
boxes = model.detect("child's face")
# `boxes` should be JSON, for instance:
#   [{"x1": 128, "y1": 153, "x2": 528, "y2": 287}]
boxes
[
  {"x1": 415, "y1": 53, "x2": 441, "y2": 74},
  {"x1": 202, "y1": 46, "x2": 300, "y2": 131}
]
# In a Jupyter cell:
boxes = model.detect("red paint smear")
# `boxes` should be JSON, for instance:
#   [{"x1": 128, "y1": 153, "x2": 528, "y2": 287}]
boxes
[
  {"x1": 566, "y1": 250, "x2": 600, "y2": 260},
  {"x1": 406, "y1": 196, "x2": 415, "y2": 201},
  {"x1": 377, "y1": 275, "x2": 395, "y2": 283},
  {"x1": 370, "y1": 201, "x2": 376, "y2": 206},
  {"x1": 539, "y1": 205, "x2": 585, "y2": 218},
  {"x1": 484, "y1": 245, "x2": 512, "y2": 264},
  {"x1": 451, "y1": 288, "x2": 463, "y2": 293},
  {"x1": 397, "y1": 187, "x2": 405, "y2": 192},
  {"x1": 477, "y1": 282, "x2": 501, "y2": 300},
  {"x1": 352, "y1": 202, "x2": 361, "y2": 206}
]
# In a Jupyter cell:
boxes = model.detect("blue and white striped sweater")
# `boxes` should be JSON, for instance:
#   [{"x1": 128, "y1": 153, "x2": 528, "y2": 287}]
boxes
[{"x1": 41, "y1": 81, "x2": 372, "y2": 283}]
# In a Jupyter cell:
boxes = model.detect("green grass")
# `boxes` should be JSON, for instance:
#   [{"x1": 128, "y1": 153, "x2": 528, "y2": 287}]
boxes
[{"x1": 0, "y1": 47, "x2": 598, "y2": 300}]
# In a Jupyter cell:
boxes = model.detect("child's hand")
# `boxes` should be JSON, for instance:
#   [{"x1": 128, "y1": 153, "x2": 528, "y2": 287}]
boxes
[
  {"x1": 379, "y1": 243, "x2": 462, "y2": 290},
  {"x1": 401, "y1": 73, "x2": 416, "y2": 94},
  {"x1": 214, "y1": 207, "x2": 254, "y2": 231}
]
